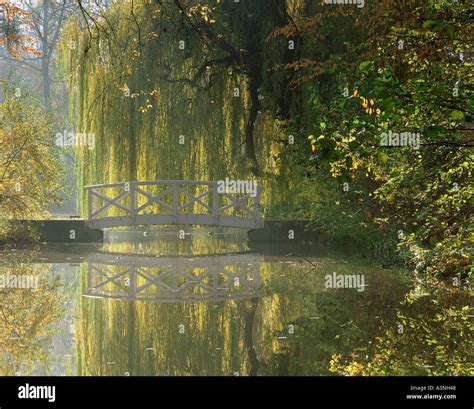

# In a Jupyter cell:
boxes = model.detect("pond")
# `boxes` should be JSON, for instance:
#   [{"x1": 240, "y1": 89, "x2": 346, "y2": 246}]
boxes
[{"x1": 0, "y1": 227, "x2": 470, "y2": 376}]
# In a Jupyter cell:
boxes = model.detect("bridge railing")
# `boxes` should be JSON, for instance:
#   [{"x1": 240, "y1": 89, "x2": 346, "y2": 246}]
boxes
[{"x1": 84, "y1": 180, "x2": 263, "y2": 229}]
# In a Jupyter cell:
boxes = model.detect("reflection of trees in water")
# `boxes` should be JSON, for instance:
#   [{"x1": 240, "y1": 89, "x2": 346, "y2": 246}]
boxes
[
  {"x1": 77, "y1": 253, "x2": 265, "y2": 376},
  {"x1": 253, "y1": 262, "x2": 409, "y2": 375},
  {"x1": 329, "y1": 287, "x2": 473, "y2": 376},
  {"x1": 0, "y1": 252, "x2": 65, "y2": 375},
  {"x1": 103, "y1": 227, "x2": 250, "y2": 257},
  {"x1": 77, "y1": 255, "x2": 412, "y2": 376},
  {"x1": 84, "y1": 253, "x2": 262, "y2": 302},
  {"x1": 244, "y1": 298, "x2": 260, "y2": 376}
]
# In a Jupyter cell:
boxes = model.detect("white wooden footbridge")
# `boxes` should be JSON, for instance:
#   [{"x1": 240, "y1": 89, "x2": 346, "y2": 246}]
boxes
[{"x1": 85, "y1": 180, "x2": 263, "y2": 230}]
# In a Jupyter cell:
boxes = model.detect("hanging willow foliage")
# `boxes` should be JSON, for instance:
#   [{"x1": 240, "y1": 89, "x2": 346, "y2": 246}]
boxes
[{"x1": 58, "y1": 0, "x2": 308, "y2": 216}]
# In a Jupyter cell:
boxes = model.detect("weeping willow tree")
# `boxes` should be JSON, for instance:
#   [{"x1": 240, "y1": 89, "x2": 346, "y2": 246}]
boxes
[{"x1": 58, "y1": 0, "x2": 310, "y2": 215}]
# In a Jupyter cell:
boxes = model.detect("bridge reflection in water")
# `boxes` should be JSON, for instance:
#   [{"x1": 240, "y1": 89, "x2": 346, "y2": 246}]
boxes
[{"x1": 84, "y1": 253, "x2": 262, "y2": 302}]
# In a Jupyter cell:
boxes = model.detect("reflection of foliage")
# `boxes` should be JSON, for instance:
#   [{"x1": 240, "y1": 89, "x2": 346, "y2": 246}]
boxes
[
  {"x1": 0, "y1": 253, "x2": 65, "y2": 375},
  {"x1": 329, "y1": 288, "x2": 473, "y2": 376},
  {"x1": 257, "y1": 260, "x2": 409, "y2": 375},
  {"x1": 78, "y1": 256, "x2": 403, "y2": 376},
  {"x1": 104, "y1": 227, "x2": 249, "y2": 256},
  {"x1": 77, "y1": 255, "x2": 258, "y2": 376}
]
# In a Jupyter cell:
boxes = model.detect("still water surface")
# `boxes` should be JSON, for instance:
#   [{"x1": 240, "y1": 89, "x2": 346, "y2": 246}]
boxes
[{"x1": 0, "y1": 226, "x2": 429, "y2": 376}]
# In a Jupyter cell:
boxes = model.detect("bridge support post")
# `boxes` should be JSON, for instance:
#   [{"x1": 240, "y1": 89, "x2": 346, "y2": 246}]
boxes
[
  {"x1": 254, "y1": 186, "x2": 263, "y2": 228},
  {"x1": 212, "y1": 182, "x2": 219, "y2": 225},
  {"x1": 87, "y1": 188, "x2": 92, "y2": 224},
  {"x1": 172, "y1": 184, "x2": 179, "y2": 223},
  {"x1": 130, "y1": 182, "x2": 137, "y2": 225}
]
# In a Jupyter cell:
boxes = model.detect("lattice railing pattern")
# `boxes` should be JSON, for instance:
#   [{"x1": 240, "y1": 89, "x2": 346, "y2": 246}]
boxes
[{"x1": 84, "y1": 181, "x2": 263, "y2": 229}]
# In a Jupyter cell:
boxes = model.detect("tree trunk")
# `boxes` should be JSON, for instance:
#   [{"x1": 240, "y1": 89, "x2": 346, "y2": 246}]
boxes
[
  {"x1": 244, "y1": 72, "x2": 262, "y2": 177},
  {"x1": 41, "y1": 55, "x2": 51, "y2": 112},
  {"x1": 41, "y1": 0, "x2": 52, "y2": 112}
]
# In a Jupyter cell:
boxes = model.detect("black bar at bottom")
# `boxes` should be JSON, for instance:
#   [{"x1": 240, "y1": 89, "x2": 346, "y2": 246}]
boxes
[{"x1": 0, "y1": 376, "x2": 471, "y2": 409}]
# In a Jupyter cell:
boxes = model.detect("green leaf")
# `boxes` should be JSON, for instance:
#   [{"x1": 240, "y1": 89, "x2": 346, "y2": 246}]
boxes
[
  {"x1": 377, "y1": 152, "x2": 389, "y2": 164},
  {"x1": 422, "y1": 20, "x2": 443, "y2": 29},
  {"x1": 450, "y1": 110, "x2": 465, "y2": 121},
  {"x1": 359, "y1": 60, "x2": 372, "y2": 74}
]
